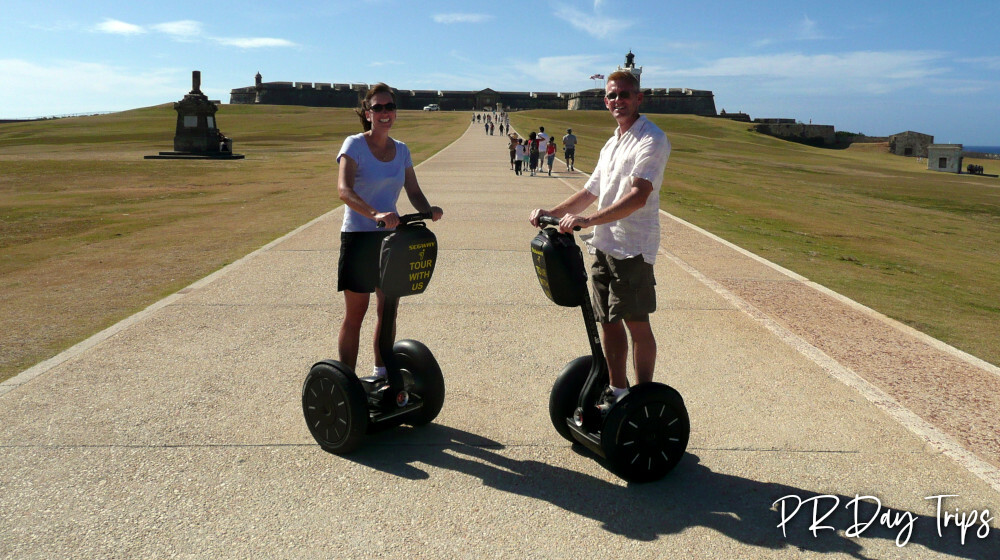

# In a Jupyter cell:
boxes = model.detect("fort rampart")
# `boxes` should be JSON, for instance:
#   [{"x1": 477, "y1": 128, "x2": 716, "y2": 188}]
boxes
[
  {"x1": 230, "y1": 80, "x2": 717, "y2": 116},
  {"x1": 754, "y1": 123, "x2": 837, "y2": 146}
]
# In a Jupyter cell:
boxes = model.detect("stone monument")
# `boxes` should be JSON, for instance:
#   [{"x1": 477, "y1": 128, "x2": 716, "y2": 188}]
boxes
[{"x1": 145, "y1": 70, "x2": 244, "y2": 159}]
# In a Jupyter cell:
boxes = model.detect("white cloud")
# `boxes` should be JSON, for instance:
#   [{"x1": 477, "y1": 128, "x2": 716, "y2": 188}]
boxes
[
  {"x1": 91, "y1": 18, "x2": 293, "y2": 48},
  {"x1": 0, "y1": 58, "x2": 180, "y2": 118},
  {"x1": 151, "y1": 20, "x2": 203, "y2": 38},
  {"x1": 433, "y1": 13, "x2": 493, "y2": 24},
  {"x1": 667, "y1": 51, "x2": 948, "y2": 95},
  {"x1": 213, "y1": 37, "x2": 297, "y2": 48},
  {"x1": 959, "y1": 56, "x2": 1000, "y2": 70},
  {"x1": 94, "y1": 18, "x2": 145, "y2": 35},
  {"x1": 449, "y1": 50, "x2": 474, "y2": 63},
  {"x1": 553, "y1": 4, "x2": 632, "y2": 40},
  {"x1": 797, "y1": 15, "x2": 822, "y2": 40},
  {"x1": 513, "y1": 54, "x2": 609, "y2": 89}
]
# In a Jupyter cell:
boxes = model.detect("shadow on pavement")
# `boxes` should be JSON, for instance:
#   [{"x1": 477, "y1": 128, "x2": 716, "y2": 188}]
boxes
[{"x1": 342, "y1": 424, "x2": 997, "y2": 559}]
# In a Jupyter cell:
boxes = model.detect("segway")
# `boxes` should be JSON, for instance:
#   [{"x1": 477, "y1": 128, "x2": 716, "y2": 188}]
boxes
[
  {"x1": 531, "y1": 215, "x2": 689, "y2": 482},
  {"x1": 303, "y1": 212, "x2": 445, "y2": 454}
]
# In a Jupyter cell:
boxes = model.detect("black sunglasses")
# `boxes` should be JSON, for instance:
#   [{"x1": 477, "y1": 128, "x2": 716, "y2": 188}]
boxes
[
  {"x1": 604, "y1": 91, "x2": 634, "y2": 101},
  {"x1": 369, "y1": 102, "x2": 397, "y2": 113}
]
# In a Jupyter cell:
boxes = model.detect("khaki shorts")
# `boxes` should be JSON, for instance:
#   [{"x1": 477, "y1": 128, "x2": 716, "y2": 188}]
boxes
[{"x1": 590, "y1": 250, "x2": 656, "y2": 323}]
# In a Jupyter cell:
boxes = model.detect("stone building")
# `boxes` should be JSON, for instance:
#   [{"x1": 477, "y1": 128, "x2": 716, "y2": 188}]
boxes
[
  {"x1": 889, "y1": 131, "x2": 933, "y2": 157},
  {"x1": 754, "y1": 122, "x2": 837, "y2": 146},
  {"x1": 927, "y1": 144, "x2": 964, "y2": 173}
]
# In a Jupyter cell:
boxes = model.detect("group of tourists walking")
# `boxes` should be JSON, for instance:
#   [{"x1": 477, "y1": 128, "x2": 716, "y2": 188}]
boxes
[
  {"x1": 507, "y1": 127, "x2": 578, "y2": 177},
  {"x1": 475, "y1": 112, "x2": 509, "y2": 136}
]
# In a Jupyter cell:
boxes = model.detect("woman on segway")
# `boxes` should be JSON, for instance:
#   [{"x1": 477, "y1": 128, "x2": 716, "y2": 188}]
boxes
[{"x1": 337, "y1": 83, "x2": 443, "y2": 381}]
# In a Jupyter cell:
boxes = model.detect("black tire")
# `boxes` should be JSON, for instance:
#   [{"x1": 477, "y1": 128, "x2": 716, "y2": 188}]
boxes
[
  {"x1": 393, "y1": 339, "x2": 445, "y2": 426},
  {"x1": 548, "y1": 356, "x2": 592, "y2": 442},
  {"x1": 600, "y1": 382, "x2": 690, "y2": 483},
  {"x1": 302, "y1": 361, "x2": 369, "y2": 454}
]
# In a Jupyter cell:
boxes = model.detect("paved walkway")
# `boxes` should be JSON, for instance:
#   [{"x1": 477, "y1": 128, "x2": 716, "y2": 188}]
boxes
[{"x1": 2, "y1": 120, "x2": 998, "y2": 559}]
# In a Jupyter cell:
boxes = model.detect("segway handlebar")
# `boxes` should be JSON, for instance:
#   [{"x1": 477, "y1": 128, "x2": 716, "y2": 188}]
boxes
[
  {"x1": 377, "y1": 212, "x2": 433, "y2": 229},
  {"x1": 538, "y1": 214, "x2": 581, "y2": 231}
]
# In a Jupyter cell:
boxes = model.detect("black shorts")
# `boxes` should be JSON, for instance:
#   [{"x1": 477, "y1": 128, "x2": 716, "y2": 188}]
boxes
[
  {"x1": 338, "y1": 231, "x2": 390, "y2": 293},
  {"x1": 590, "y1": 250, "x2": 656, "y2": 323},
  {"x1": 565, "y1": 148, "x2": 575, "y2": 159}
]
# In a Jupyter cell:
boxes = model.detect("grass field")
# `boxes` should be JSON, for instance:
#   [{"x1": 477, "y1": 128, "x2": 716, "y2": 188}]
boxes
[
  {"x1": 512, "y1": 111, "x2": 1000, "y2": 367},
  {"x1": 2, "y1": 106, "x2": 998, "y2": 384},
  {"x1": 0, "y1": 105, "x2": 470, "y2": 382}
]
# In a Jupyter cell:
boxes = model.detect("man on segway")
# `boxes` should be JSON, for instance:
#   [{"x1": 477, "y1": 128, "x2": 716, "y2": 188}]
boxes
[{"x1": 529, "y1": 70, "x2": 671, "y2": 413}]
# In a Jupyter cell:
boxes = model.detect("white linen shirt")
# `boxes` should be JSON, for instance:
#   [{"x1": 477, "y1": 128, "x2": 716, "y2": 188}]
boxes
[{"x1": 583, "y1": 115, "x2": 670, "y2": 264}]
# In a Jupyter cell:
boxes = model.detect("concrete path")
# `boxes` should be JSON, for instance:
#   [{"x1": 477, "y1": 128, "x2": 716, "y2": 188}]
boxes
[{"x1": 2, "y1": 120, "x2": 999, "y2": 559}]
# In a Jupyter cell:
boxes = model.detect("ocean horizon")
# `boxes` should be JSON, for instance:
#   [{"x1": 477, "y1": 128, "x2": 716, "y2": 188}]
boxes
[{"x1": 964, "y1": 145, "x2": 1000, "y2": 155}]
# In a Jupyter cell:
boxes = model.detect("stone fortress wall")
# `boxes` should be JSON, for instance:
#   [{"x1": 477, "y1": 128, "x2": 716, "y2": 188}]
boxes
[
  {"x1": 226, "y1": 53, "x2": 929, "y2": 152},
  {"x1": 230, "y1": 79, "x2": 718, "y2": 116},
  {"x1": 230, "y1": 53, "x2": 718, "y2": 116}
]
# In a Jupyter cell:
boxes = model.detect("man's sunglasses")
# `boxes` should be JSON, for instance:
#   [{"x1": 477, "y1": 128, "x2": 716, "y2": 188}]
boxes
[
  {"x1": 604, "y1": 91, "x2": 634, "y2": 101},
  {"x1": 369, "y1": 102, "x2": 397, "y2": 113}
]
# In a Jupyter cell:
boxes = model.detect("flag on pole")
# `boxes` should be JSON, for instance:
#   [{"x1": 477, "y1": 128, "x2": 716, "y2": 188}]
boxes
[{"x1": 589, "y1": 74, "x2": 605, "y2": 80}]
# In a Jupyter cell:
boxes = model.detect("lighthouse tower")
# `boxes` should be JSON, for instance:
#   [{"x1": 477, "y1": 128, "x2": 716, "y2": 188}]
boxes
[{"x1": 617, "y1": 51, "x2": 642, "y2": 86}]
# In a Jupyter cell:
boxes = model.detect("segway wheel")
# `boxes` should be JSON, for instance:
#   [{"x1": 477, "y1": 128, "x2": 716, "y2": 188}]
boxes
[
  {"x1": 600, "y1": 383, "x2": 690, "y2": 483},
  {"x1": 302, "y1": 361, "x2": 369, "y2": 454},
  {"x1": 393, "y1": 339, "x2": 445, "y2": 426},
  {"x1": 548, "y1": 356, "x2": 593, "y2": 442}
]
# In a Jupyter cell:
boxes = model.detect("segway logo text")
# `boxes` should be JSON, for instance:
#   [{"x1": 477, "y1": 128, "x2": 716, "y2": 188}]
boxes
[
  {"x1": 408, "y1": 254, "x2": 433, "y2": 292},
  {"x1": 409, "y1": 260, "x2": 433, "y2": 270}
]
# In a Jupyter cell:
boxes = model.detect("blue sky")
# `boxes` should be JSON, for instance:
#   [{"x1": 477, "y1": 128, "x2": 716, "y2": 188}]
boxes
[{"x1": 2, "y1": 0, "x2": 998, "y2": 144}]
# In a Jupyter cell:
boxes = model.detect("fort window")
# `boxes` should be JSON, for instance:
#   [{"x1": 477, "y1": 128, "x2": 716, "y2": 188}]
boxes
[
  {"x1": 939, "y1": 157, "x2": 947, "y2": 168},
  {"x1": 183, "y1": 116, "x2": 198, "y2": 128},
  {"x1": 904, "y1": 147, "x2": 913, "y2": 156},
  {"x1": 207, "y1": 117, "x2": 215, "y2": 129}
]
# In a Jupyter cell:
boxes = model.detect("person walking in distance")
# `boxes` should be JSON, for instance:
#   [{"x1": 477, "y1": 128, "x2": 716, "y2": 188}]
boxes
[
  {"x1": 514, "y1": 138, "x2": 526, "y2": 176},
  {"x1": 528, "y1": 71, "x2": 670, "y2": 412},
  {"x1": 562, "y1": 128, "x2": 577, "y2": 171},
  {"x1": 507, "y1": 132, "x2": 519, "y2": 170},
  {"x1": 545, "y1": 138, "x2": 556, "y2": 176},
  {"x1": 528, "y1": 131, "x2": 540, "y2": 176},
  {"x1": 536, "y1": 126, "x2": 550, "y2": 173}
]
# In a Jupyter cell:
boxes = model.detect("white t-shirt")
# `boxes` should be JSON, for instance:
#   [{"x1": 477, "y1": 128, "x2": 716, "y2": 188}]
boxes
[
  {"x1": 537, "y1": 132, "x2": 549, "y2": 155},
  {"x1": 337, "y1": 133, "x2": 413, "y2": 232},
  {"x1": 583, "y1": 116, "x2": 670, "y2": 264}
]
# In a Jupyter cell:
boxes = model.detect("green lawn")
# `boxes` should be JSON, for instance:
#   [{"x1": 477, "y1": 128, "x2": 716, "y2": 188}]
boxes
[
  {"x1": 0, "y1": 104, "x2": 470, "y2": 381},
  {"x1": 2, "y1": 105, "x2": 998, "y2": 383}
]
